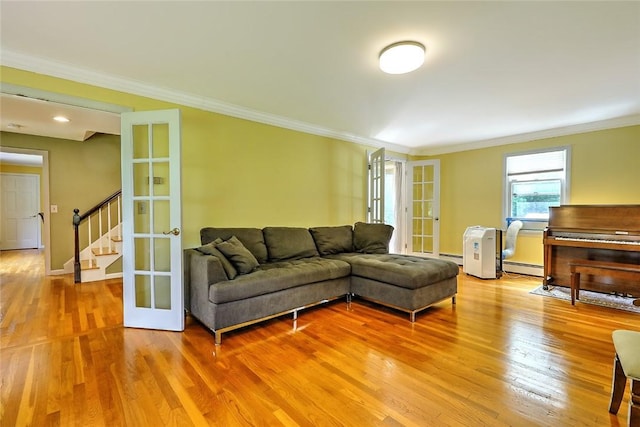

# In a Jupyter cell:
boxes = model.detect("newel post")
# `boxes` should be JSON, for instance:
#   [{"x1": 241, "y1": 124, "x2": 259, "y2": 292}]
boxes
[{"x1": 73, "y1": 208, "x2": 81, "y2": 283}]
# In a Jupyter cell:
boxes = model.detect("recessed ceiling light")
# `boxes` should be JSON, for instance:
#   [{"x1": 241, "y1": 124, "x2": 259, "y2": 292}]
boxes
[
  {"x1": 53, "y1": 116, "x2": 70, "y2": 123},
  {"x1": 379, "y1": 41, "x2": 425, "y2": 75}
]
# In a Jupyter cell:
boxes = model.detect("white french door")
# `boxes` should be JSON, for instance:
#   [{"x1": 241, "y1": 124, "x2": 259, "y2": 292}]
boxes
[
  {"x1": 368, "y1": 148, "x2": 385, "y2": 223},
  {"x1": 0, "y1": 173, "x2": 40, "y2": 250},
  {"x1": 121, "y1": 109, "x2": 184, "y2": 331},
  {"x1": 407, "y1": 160, "x2": 440, "y2": 257}
]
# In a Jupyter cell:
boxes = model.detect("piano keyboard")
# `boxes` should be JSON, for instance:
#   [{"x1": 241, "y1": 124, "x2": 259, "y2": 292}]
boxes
[{"x1": 555, "y1": 236, "x2": 640, "y2": 246}]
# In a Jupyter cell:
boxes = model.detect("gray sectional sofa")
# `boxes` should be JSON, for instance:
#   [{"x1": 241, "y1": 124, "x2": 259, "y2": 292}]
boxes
[{"x1": 184, "y1": 222, "x2": 459, "y2": 344}]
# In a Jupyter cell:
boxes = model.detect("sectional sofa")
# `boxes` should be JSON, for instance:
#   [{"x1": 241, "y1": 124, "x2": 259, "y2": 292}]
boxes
[{"x1": 184, "y1": 223, "x2": 459, "y2": 344}]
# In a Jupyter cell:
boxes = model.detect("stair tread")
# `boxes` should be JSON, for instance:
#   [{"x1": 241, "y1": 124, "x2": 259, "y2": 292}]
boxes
[
  {"x1": 80, "y1": 260, "x2": 99, "y2": 270},
  {"x1": 91, "y1": 247, "x2": 119, "y2": 256}
]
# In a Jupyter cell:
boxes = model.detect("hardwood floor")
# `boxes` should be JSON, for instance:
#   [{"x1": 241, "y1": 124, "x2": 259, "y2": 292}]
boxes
[{"x1": 1, "y1": 249, "x2": 639, "y2": 426}]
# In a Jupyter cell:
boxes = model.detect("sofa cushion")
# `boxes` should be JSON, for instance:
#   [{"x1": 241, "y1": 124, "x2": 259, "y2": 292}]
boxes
[
  {"x1": 216, "y1": 236, "x2": 260, "y2": 275},
  {"x1": 263, "y1": 227, "x2": 319, "y2": 261},
  {"x1": 195, "y1": 238, "x2": 238, "y2": 280},
  {"x1": 208, "y1": 257, "x2": 351, "y2": 304},
  {"x1": 327, "y1": 253, "x2": 459, "y2": 290},
  {"x1": 353, "y1": 222, "x2": 394, "y2": 254},
  {"x1": 309, "y1": 225, "x2": 354, "y2": 255},
  {"x1": 200, "y1": 227, "x2": 268, "y2": 263}
]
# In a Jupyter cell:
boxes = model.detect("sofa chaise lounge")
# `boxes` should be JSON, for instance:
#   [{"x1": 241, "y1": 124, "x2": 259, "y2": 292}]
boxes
[{"x1": 184, "y1": 223, "x2": 459, "y2": 344}]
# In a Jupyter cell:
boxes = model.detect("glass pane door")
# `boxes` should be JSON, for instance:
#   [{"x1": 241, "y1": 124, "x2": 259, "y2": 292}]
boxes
[
  {"x1": 121, "y1": 109, "x2": 183, "y2": 331},
  {"x1": 407, "y1": 160, "x2": 440, "y2": 257},
  {"x1": 368, "y1": 148, "x2": 385, "y2": 223}
]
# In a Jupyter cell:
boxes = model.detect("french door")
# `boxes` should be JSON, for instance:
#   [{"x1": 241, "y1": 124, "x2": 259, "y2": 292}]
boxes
[
  {"x1": 407, "y1": 160, "x2": 440, "y2": 257},
  {"x1": 368, "y1": 148, "x2": 385, "y2": 223},
  {"x1": 121, "y1": 109, "x2": 184, "y2": 331}
]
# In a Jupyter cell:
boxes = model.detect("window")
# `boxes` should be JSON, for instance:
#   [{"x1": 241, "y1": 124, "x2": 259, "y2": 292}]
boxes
[{"x1": 504, "y1": 148, "x2": 570, "y2": 226}]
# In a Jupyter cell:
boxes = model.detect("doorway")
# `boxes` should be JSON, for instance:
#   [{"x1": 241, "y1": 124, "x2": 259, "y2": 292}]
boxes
[
  {"x1": 0, "y1": 172, "x2": 41, "y2": 250},
  {"x1": 0, "y1": 147, "x2": 50, "y2": 272}
]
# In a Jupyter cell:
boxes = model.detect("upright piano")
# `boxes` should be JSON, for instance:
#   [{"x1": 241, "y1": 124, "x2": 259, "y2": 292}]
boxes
[{"x1": 543, "y1": 205, "x2": 640, "y2": 294}]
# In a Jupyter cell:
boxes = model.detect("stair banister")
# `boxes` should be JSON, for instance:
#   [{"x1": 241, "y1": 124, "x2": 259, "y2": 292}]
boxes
[
  {"x1": 73, "y1": 209, "x2": 81, "y2": 283},
  {"x1": 73, "y1": 190, "x2": 122, "y2": 283}
]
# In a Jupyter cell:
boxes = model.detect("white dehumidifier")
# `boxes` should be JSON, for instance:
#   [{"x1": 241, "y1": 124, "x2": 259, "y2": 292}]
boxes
[{"x1": 463, "y1": 226, "x2": 499, "y2": 279}]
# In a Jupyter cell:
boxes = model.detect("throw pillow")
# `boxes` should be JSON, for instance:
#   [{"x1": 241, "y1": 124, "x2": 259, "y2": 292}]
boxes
[
  {"x1": 353, "y1": 222, "x2": 394, "y2": 254},
  {"x1": 263, "y1": 227, "x2": 319, "y2": 261},
  {"x1": 309, "y1": 225, "x2": 354, "y2": 255},
  {"x1": 216, "y1": 236, "x2": 260, "y2": 275},
  {"x1": 195, "y1": 238, "x2": 238, "y2": 280}
]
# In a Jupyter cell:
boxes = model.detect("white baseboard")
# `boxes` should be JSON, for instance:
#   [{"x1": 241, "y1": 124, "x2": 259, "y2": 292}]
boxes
[
  {"x1": 105, "y1": 272, "x2": 123, "y2": 280},
  {"x1": 440, "y1": 254, "x2": 543, "y2": 278},
  {"x1": 49, "y1": 269, "x2": 68, "y2": 276}
]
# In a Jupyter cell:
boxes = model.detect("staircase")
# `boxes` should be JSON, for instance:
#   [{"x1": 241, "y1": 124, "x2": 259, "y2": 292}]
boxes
[{"x1": 64, "y1": 190, "x2": 122, "y2": 283}]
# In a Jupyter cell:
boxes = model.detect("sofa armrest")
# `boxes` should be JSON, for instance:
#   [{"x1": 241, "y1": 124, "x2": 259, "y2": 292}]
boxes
[{"x1": 188, "y1": 250, "x2": 229, "y2": 317}]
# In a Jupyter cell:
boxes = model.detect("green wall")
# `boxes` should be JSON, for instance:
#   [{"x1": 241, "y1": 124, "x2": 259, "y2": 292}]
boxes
[
  {"x1": 1, "y1": 67, "x2": 370, "y2": 270},
  {"x1": 420, "y1": 125, "x2": 640, "y2": 266},
  {"x1": 1, "y1": 132, "x2": 121, "y2": 268}
]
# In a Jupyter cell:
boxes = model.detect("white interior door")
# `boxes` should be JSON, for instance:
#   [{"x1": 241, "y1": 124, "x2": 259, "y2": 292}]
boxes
[
  {"x1": 407, "y1": 160, "x2": 440, "y2": 257},
  {"x1": 368, "y1": 148, "x2": 385, "y2": 223},
  {"x1": 121, "y1": 109, "x2": 183, "y2": 331},
  {"x1": 0, "y1": 173, "x2": 40, "y2": 250}
]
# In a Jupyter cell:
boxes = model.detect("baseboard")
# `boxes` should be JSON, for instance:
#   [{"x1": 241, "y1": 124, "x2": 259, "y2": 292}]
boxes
[
  {"x1": 439, "y1": 253, "x2": 543, "y2": 277},
  {"x1": 502, "y1": 261, "x2": 543, "y2": 277},
  {"x1": 49, "y1": 269, "x2": 68, "y2": 276},
  {"x1": 105, "y1": 272, "x2": 123, "y2": 280}
]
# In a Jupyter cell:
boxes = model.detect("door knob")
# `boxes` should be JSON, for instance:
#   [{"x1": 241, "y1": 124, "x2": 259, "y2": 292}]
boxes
[{"x1": 163, "y1": 228, "x2": 180, "y2": 236}]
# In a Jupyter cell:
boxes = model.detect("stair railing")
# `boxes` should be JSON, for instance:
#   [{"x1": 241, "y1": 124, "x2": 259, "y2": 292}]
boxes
[{"x1": 73, "y1": 190, "x2": 122, "y2": 283}]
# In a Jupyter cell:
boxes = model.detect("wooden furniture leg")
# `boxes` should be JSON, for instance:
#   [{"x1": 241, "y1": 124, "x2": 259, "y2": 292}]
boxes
[
  {"x1": 611, "y1": 330, "x2": 640, "y2": 427},
  {"x1": 570, "y1": 269, "x2": 580, "y2": 305},
  {"x1": 631, "y1": 379, "x2": 640, "y2": 427},
  {"x1": 610, "y1": 353, "x2": 626, "y2": 414}
]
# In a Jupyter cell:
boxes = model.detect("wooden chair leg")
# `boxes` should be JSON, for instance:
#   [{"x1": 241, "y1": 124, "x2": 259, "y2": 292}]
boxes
[
  {"x1": 610, "y1": 354, "x2": 627, "y2": 414},
  {"x1": 630, "y1": 379, "x2": 640, "y2": 427}
]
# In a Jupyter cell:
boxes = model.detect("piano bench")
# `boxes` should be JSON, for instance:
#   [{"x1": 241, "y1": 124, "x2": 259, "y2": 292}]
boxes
[
  {"x1": 569, "y1": 259, "x2": 640, "y2": 305},
  {"x1": 609, "y1": 330, "x2": 640, "y2": 426}
]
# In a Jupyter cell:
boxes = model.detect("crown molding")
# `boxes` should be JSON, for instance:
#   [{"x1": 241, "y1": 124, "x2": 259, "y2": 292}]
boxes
[
  {"x1": 3, "y1": 50, "x2": 637, "y2": 157},
  {"x1": 412, "y1": 114, "x2": 640, "y2": 156},
  {"x1": 1, "y1": 50, "x2": 411, "y2": 154}
]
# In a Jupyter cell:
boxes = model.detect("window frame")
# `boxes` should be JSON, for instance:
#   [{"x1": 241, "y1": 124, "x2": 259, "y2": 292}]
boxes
[{"x1": 502, "y1": 146, "x2": 571, "y2": 231}]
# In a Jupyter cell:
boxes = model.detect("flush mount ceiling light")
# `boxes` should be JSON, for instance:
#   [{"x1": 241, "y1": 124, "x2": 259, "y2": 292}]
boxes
[
  {"x1": 53, "y1": 115, "x2": 70, "y2": 123},
  {"x1": 379, "y1": 41, "x2": 425, "y2": 74}
]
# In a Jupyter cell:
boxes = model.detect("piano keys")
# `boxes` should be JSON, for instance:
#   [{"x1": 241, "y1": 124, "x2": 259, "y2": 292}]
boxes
[{"x1": 543, "y1": 205, "x2": 640, "y2": 295}]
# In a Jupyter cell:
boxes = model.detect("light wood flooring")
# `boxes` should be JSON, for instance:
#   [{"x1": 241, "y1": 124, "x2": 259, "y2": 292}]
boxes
[{"x1": 1, "y1": 249, "x2": 639, "y2": 426}]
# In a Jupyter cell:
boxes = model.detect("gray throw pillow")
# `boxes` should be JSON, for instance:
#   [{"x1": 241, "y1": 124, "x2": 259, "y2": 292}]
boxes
[
  {"x1": 263, "y1": 227, "x2": 319, "y2": 261},
  {"x1": 353, "y1": 222, "x2": 394, "y2": 254},
  {"x1": 216, "y1": 236, "x2": 260, "y2": 275},
  {"x1": 196, "y1": 238, "x2": 238, "y2": 280},
  {"x1": 309, "y1": 225, "x2": 353, "y2": 255}
]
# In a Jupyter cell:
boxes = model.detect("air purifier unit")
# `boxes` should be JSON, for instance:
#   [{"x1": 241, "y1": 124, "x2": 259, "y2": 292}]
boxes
[{"x1": 463, "y1": 226, "x2": 500, "y2": 279}]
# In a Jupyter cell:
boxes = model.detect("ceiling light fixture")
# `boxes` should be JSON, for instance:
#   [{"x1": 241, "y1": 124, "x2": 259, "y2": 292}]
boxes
[
  {"x1": 53, "y1": 115, "x2": 70, "y2": 123},
  {"x1": 379, "y1": 41, "x2": 425, "y2": 75}
]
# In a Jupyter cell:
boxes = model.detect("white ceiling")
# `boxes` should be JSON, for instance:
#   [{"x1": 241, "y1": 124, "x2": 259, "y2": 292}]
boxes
[
  {"x1": 1, "y1": 1, "x2": 639, "y2": 154},
  {"x1": 0, "y1": 93, "x2": 121, "y2": 141}
]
